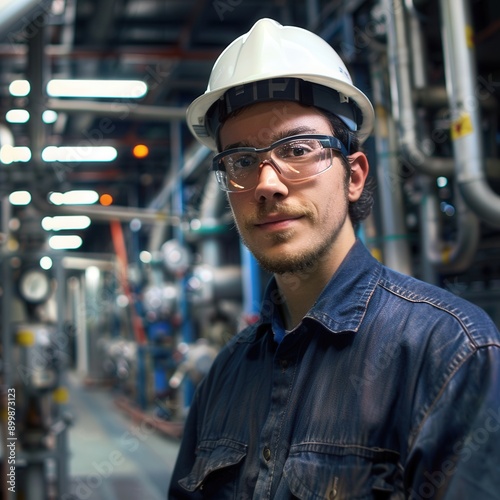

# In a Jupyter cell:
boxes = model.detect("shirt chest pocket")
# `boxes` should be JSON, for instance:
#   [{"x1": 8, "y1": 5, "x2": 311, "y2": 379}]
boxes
[
  {"x1": 178, "y1": 438, "x2": 247, "y2": 497},
  {"x1": 283, "y1": 444, "x2": 404, "y2": 500}
]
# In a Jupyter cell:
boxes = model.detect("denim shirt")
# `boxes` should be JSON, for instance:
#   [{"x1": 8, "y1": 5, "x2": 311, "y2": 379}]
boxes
[{"x1": 169, "y1": 241, "x2": 500, "y2": 499}]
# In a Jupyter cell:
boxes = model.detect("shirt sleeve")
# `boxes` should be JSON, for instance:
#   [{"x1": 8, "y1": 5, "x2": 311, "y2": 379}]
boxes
[{"x1": 405, "y1": 343, "x2": 500, "y2": 499}]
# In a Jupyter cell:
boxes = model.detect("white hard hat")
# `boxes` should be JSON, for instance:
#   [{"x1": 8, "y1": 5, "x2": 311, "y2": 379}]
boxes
[{"x1": 186, "y1": 18, "x2": 374, "y2": 151}]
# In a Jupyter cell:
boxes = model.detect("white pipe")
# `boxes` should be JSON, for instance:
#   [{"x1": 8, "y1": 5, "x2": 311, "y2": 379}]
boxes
[
  {"x1": 70, "y1": 276, "x2": 89, "y2": 377},
  {"x1": 371, "y1": 62, "x2": 413, "y2": 275},
  {"x1": 440, "y1": 0, "x2": 500, "y2": 227},
  {"x1": 385, "y1": 0, "x2": 454, "y2": 177},
  {"x1": 47, "y1": 98, "x2": 187, "y2": 121},
  {"x1": 403, "y1": 1, "x2": 480, "y2": 273}
]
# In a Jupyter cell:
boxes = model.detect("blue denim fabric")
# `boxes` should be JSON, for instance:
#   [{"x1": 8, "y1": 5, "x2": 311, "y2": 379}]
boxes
[{"x1": 169, "y1": 240, "x2": 500, "y2": 499}]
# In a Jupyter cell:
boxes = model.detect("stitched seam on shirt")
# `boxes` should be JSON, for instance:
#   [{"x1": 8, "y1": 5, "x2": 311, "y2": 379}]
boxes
[
  {"x1": 289, "y1": 441, "x2": 401, "y2": 459},
  {"x1": 377, "y1": 280, "x2": 482, "y2": 348},
  {"x1": 406, "y1": 346, "x2": 491, "y2": 452}
]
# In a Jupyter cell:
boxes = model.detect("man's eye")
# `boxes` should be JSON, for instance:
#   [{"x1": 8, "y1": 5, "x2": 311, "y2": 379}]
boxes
[
  {"x1": 232, "y1": 155, "x2": 257, "y2": 169},
  {"x1": 291, "y1": 146, "x2": 308, "y2": 156},
  {"x1": 278, "y1": 142, "x2": 315, "y2": 158}
]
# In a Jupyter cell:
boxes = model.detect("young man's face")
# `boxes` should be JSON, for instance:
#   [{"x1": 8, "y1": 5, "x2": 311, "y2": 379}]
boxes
[{"x1": 219, "y1": 100, "x2": 368, "y2": 275}]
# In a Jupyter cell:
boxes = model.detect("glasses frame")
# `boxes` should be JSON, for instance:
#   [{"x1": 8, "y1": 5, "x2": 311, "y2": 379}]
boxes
[{"x1": 212, "y1": 134, "x2": 349, "y2": 193}]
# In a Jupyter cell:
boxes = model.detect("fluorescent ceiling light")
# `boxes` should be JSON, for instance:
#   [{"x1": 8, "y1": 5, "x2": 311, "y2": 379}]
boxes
[
  {"x1": 1, "y1": 145, "x2": 31, "y2": 164},
  {"x1": 9, "y1": 80, "x2": 30, "y2": 97},
  {"x1": 42, "y1": 215, "x2": 91, "y2": 231},
  {"x1": 40, "y1": 256, "x2": 53, "y2": 270},
  {"x1": 9, "y1": 191, "x2": 31, "y2": 205},
  {"x1": 6, "y1": 109, "x2": 30, "y2": 123},
  {"x1": 47, "y1": 79, "x2": 148, "y2": 99},
  {"x1": 42, "y1": 146, "x2": 117, "y2": 162},
  {"x1": 42, "y1": 110, "x2": 58, "y2": 124},
  {"x1": 49, "y1": 235, "x2": 83, "y2": 250},
  {"x1": 49, "y1": 190, "x2": 99, "y2": 205}
]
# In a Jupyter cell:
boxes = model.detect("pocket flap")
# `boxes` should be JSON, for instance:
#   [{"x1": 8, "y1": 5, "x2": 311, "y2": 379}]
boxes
[
  {"x1": 178, "y1": 439, "x2": 247, "y2": 492},
  {"x1": 284, "y1": 446, "x2": 401, "y2": 499},
  {"x1": 284, "y1": 452, "x2": 341, "y2": 500}
]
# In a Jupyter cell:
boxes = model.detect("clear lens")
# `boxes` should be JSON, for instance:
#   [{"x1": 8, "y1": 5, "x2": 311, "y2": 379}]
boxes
[{"x1": 214, "y1": 135, "x2": 340, "y2": 192}]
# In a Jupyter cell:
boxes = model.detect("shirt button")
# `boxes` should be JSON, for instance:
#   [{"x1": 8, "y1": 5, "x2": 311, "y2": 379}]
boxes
[
  {"x1": 262, "y1": 447, "x2": 271, "y2": 461},
  {"x1": 329, "y1": 489, "x2": 337, "y2": 499}
]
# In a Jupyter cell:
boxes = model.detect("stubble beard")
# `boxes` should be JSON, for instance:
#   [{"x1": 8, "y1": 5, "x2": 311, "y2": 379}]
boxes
[{"x1": 237, "y1": 205, "x2": 349, "y2": 275}]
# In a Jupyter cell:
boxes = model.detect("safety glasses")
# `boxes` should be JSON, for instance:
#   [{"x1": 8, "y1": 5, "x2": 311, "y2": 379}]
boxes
[{"x1": 212, "y1": 134, "x2": 348, "y2": 192}]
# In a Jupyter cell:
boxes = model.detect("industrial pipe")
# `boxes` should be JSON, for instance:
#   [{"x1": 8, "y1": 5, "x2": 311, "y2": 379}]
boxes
[
  {"x1": 385, "y1": 0, "x2": 454, "y2": 177},
  {"x1": 30, "y1": 190, "x2": 178, "y2": 224},
  {"x1": 370, "y1": 61, "x2": 413, "y2": 275},
  {"x1": 421, "y1": 186, "x2": 480, "y2": 274},
  {"x1": 47, "y1": 99, "x2": 187, "y2": 122},
  {"x1": 401, "y1": 0, "x2": 480, "y2": 272},
  {"x1": 439, "y1": 0, "x2": 500, "y2": 227}
]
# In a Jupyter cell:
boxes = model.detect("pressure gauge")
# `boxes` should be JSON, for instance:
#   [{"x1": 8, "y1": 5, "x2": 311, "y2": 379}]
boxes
[{"x1": 18, "y1": 268, "x2": 52, "y2": 304}]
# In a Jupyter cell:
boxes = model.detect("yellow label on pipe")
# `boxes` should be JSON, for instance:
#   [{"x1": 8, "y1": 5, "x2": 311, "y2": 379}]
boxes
[
  {"x1": 451, "y1": 113, "x2": 474, "y2": 140},
  {"x1": 53, "y1": 387, "x2": 69, "y2": 404},
  {"x1": 466, "y1": 25, "x2": 474, "y2": 49},
  {"x1": 16, "y1": 330, "x2": 35, "y2": 346}
]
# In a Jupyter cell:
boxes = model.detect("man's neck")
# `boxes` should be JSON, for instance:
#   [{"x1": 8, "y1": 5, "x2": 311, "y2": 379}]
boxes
[{"x1": 274, "y1": 235, "x2": 356, "y2": 330}]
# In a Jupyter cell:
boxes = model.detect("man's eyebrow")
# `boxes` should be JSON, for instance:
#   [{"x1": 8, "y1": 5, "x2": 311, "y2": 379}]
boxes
[{"x1": 222, "y1": 126, "x2": 321, "y2": 151}]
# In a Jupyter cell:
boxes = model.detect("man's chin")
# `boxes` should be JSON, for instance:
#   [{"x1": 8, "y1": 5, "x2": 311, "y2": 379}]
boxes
[{"x1": 253, "y1": 252, "x2": 319, "y2": 275}]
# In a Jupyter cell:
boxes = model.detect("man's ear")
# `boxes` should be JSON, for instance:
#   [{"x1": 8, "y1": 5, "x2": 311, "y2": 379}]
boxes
[{"x1": 347, "y1": 152, "x2": 369, "y2": 202}]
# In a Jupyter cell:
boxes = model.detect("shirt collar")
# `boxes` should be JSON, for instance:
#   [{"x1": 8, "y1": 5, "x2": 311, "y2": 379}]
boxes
[{"x1": 258, "y1": 240, "x2": 382, "y2": 336}]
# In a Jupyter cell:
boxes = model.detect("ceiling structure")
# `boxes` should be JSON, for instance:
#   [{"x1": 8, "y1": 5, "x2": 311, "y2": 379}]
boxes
[
  {"x1": 0, "y1": 0, "x2": 334, "y2": 253},
  {"x1": 0, "y1": 0, "x2": 499, "y2": 256}
]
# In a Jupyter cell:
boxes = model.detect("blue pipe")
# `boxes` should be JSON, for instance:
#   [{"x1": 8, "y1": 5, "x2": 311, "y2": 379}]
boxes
[{"x1": 240, "y1": 243, "x2": 261, "y2": 323}]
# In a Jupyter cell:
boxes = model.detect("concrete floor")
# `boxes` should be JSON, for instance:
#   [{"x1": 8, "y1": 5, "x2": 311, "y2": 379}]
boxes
[{"x1": 67, "y1": 372, "x2": 181, "y2": 499}]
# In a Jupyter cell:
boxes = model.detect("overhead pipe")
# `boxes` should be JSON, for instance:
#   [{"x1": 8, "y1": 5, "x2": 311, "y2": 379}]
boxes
[
  {"x1": 0, "y1": 0, "x2": 52, "y2": 42},
  {"x1": 30, "y1": 131, "x2": 210, "y2": 227},
  {"x1": 439, "y1": 0, "x2": 500, "y2": 227},
  {"x1": 30, "y1": 192, "x2": 179, "y2": 224},
  {"x1": 47, "y1": 98, "x2": 188, "y2": 122},
  {"x1": 385, "y1": 0, "x2": 454, "y2": 177},
  {"x1": 31, "y1": 144, "x2": 210, "y2": 226}
]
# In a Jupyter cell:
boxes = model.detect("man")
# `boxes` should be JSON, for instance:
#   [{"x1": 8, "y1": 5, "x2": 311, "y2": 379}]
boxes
[{"x1": 169, "y1": 18, "x2": 500, "y2": 499}]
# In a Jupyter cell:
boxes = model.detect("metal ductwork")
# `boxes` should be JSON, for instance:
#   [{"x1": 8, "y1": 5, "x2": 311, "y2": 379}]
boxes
[{"x1": 440, "y1": 0, "x2": 500, "y2": 228}]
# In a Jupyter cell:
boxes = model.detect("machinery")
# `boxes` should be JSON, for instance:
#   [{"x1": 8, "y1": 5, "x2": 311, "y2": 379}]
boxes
[{"x1": 1, "y1": 212, "x2": 72, "y2": 498}]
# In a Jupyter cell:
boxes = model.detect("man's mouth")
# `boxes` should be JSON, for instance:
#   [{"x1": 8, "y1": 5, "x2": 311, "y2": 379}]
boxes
[{"x1": 254, "y1": 213, "x2": 304, "y2": 229}]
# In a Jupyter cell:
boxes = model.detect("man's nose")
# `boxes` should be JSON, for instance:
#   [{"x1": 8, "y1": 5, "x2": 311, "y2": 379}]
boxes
[{"x1": 253, "y1": 160, "x2": 289, "y2": 201}]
